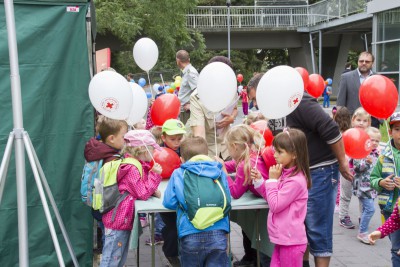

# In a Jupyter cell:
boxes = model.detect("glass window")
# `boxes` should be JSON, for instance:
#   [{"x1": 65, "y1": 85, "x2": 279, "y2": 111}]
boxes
[
  {"x1": 377, "y1": 8, "x2": 400, "y2": 42},
  {"x1": 376, "y1": 42, "x2": 399, "y2": 72}
]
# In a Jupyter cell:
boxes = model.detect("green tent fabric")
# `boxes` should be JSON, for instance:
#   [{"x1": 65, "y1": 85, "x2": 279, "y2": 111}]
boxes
[{"x1": 0, "y1": 1, "x2": 94, "y2": 266}]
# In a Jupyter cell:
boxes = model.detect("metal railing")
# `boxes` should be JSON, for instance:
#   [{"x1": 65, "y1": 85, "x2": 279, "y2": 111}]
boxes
[{"x1": 187, "y1": 0, "x2": 369, "y2": 30}]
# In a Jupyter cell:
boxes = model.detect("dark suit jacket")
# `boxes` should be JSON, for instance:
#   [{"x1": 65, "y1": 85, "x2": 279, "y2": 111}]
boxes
[{"x1": 336, "y1": 69, "x2": 362, "y2": 114}]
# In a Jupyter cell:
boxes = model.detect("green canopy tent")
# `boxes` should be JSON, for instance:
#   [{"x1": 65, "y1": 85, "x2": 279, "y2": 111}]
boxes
[{"x1": 0, "y1": 0, "x2": 95, "y2": 265}]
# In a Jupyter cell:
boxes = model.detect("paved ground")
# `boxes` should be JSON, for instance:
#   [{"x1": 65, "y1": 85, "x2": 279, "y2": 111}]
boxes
[{"x1": 92, "y1": 196, "x2": 392, "y2": 267}]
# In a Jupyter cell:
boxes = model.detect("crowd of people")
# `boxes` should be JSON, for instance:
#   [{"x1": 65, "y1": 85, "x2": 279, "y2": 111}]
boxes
[{"x1": 84, "y1": 50, "x2": 400, "y2": 267}]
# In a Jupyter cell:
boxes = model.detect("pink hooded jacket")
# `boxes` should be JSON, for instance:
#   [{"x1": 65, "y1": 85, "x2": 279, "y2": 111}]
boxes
[
  {"x1": 225, "y1": 154, "x2": 270, "y2": 199},
  {"x1": 255, "y1": 166, "x2": 308, "y2": 245}
]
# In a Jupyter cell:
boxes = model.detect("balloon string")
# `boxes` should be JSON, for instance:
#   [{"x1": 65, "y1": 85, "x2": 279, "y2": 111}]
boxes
[
  {"x1": 131, "y1": 125, "x2": 156, "y2": 163},
  {"x1": 160, "y1": 74, "x2": 165, "y2": 89},
  {"x1": 147, "y1": 71, "x2": 153, "y2": 99},
  {"x1": 254, "y1": 124, "x2": 267, "y2": 169},
  {"x1": 385, "y1": 120, "x2": 398, "y2": 176},
  {"x1": 214, "y1": 114, "x2": 218, "y2": 158}
]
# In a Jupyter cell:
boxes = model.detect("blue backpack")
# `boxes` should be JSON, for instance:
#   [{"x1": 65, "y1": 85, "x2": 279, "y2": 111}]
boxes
[{"x1": 80, "y1": 155, "x2": 120, "y2": 207}]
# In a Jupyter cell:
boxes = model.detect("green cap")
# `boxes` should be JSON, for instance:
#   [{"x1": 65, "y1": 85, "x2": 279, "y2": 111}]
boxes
[{"x1": 162, "y1": 119, "x2": 186, "y2": 135}]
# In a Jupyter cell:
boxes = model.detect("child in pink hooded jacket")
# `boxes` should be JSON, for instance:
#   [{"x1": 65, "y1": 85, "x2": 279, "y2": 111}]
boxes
[
  {"x1": 217, "y1": 124, "x2": 275, "y2": 198},
  {"x1": 252, "y1": 128, "x2": 311, "y2": 267}
]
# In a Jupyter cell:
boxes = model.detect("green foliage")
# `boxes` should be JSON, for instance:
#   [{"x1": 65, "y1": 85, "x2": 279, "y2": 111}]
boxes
[{"x1": 95, "y1": 0, "x2": 206, "y2": 74}]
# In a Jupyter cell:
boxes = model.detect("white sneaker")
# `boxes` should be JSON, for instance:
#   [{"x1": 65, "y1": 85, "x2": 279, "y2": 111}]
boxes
[{"x1": 357, "y1": 233, "x2": 370, "y2": 245}]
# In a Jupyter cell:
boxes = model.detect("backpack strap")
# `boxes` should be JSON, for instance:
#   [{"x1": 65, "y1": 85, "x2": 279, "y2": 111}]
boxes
[{"x1": 111, "y1": 191, "x2": 129, "y2": 222}]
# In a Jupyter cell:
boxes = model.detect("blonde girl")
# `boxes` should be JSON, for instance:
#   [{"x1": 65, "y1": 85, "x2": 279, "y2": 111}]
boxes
[
  {"x1": 100, "y1": 130, "x2": 162, "y2": 267},
  {"x1": 217, "y1": 124, "x2": 275, "y2": 198},
  {"x1": 339, "y1": 107, "x2": 371, "y2": 229}
]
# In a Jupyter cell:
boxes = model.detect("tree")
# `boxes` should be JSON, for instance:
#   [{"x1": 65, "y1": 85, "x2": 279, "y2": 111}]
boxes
[{"x1": 94, "y1": 0, "x2": 205, "y2": 74}]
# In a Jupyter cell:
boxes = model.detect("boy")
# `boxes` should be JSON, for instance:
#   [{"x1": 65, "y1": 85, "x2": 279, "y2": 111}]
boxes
[
  {"x1": 158, "y1": 119, "x2": 186, "y2": 265},
  {"x1": 370, "y1": 112, "x2": 400, "y2": 264},
  {"x1": 163, "y1": 137, "x2": 231, "y2": 266},
  {"x1": 84, "y1": 117, "x2": 128, "y2": 253}
]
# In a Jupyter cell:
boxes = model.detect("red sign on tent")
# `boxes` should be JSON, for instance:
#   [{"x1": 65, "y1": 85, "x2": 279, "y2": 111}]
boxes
[{"x1": 96, "y1": 48, "x2": 111, "y2": 73}]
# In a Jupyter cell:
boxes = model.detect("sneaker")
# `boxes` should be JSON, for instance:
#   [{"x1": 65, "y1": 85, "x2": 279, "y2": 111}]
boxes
[
  {"x1": 339, "y1": 216, "x2": 355, "y2": 229},
  {"x1": 233, "y1": 257, "x2": 256, "y2": 267},
  {"x1": 140, "y1": 216, "x2": 148, "y2": 228},
  {"x1": 145, "y1": 235, "x2": 164, "y2": 246},
  {"x1": 357, "y1": 232, "x2": 370, "y2": 245}
]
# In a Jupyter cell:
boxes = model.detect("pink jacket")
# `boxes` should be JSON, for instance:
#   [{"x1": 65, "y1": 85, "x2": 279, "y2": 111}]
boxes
[
  {"x1": 102, "y1": 160, "x2": 162, "y2": 231},
  {"x1": 255, "y1": 166, "x2": 308, "y2": 245},
  {"x1": 225, "y1": 155, "x2": 269, "y2": 198}
]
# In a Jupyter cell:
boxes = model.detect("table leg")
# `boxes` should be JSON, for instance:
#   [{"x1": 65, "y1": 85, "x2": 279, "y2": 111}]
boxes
[
  {"x1": 137, "y1": 226, "x2": 140, "y2": 267},
  {"x1": 150, "y1": 213, "x2": 155, "y2": 267},
  {"x1": 256, "y1": 209, "x2": 260, "y2": 267}
]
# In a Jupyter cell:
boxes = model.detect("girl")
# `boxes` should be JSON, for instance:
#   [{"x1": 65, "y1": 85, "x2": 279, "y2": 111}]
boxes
[
  {"x1": 216, "y1": 124, "x2": 276, "y2": 266},
  {"x1": 100, "y1": 130, "x2": 162, "y2": 267},
  {"x1": 333, "y1": 106, "x2": 352, "y2": 213},
  {"x1": 339, "y1": 107, "x2": 371, "y2": 229},
  {"x1": 217, "y1": 124, "x2": 275, "y2": 199},
  {"x1": 252, "y1": 128, "x2": 311, "y2": 267},
  {"x1": 352, "y1": 127, "x2": 381, "y2": 244}
]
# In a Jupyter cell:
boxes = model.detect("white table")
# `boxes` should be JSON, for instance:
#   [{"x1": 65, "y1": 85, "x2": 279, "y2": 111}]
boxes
[{"x1": 130, "y1": 180, "x2": 271, "y2": 267}]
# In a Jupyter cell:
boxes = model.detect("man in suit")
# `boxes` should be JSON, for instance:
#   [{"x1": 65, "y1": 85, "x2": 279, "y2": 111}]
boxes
[{"x1": 337, "y1": 51, "x2": 374, "y2": 114}]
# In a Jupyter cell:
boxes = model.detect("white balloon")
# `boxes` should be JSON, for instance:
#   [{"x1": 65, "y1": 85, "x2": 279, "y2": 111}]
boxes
[
  {"x1": 256, "y1": 66, "x2": 303, "y2": 119},
  {"x1": 197, "y1": 62, "x2": 237, "y2": 113},
  {"x1": 126, "y1": 83, "x2": 149, "y2": 125},
  {"x1": 133, "y1": 38, "x2": 159, "y2": 72},
  {"x1": 153, "y1": 83, "x2": 161, "y2": 93},
  {"x1": 88, "y1": 71, "x2": 133, "y2": 120}
]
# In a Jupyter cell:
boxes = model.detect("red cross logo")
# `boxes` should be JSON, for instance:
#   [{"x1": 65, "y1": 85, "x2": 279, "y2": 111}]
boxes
[
  {"x1": 293, "y1": 98, "x2": 299, "y2": 105},
  {"x1": 106, "y1": 102, "x2": 114, "y2": 109}
]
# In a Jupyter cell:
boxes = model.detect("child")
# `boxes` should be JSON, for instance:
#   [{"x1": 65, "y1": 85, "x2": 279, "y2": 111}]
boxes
[
  {"x1": 133, "y1": 118, "x2": 146, "y2": 130},
  {"x1": 84, "y1": 117, "x2": 128, "y2": 252},
  {"x1": 252, "y1": 128, "x2": 311, "y2": 267},
  {"x1": 322, "y1": 81, "x2": 332, "y2": 108},
  {"x1": 339, "y1": 107, "x2": 370, "y2": 229},
  {"x1": 333, "y1": 106, "x2": 352, "y2": 213},
  {"x1": 243, "y1": 111, "x2": 265, "y2": 125},
  {"x1": 163, "y1": 136, "x2": 231, "y2": 267},
  {"x1": 160, "y1": 119, "x2": 186, "y2": 266},
  {"x1": 369, "y1": 112, "x2": 400, "y2": 264},
  {"x1": 217, "y1": 124, "x2": 275, "y2": 266},
  {"x1": 100, "y1": 130, "x2": 163, "y2": 267},
  {"x1": 352, "y1": 127, "x2": 381, "y2": 244},
  {"x1": 240, "y1": 86, "x2": 249, "y2": 116}
]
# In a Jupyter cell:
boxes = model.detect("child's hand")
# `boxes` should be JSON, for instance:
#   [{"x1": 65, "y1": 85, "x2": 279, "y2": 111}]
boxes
[
  {"x1": 151, "y1": 163, "x2": 162, "y2": 175},
  {"x1": 394, "y1": 177, "x2": 400, "y2": 189},
  {"x1": 380, "y1": 174, "x2": 395, "y2": 190},
  {"x1": 251, "y1": 168, "x2": 262, "y2": 180},
  {"x1": 366, "y1": 156, "x2": 373, "y2": 165},
  {"x1": 214, "y1": 156, "x2": 228, "y2": 174},
  {"x1": 368, "y1": 231, "x2": 382, "y2": 245},
  {"x1": 152, "y1": 189, "x2": 161, "y2": 198},
  {"x1": 269, "y1": 164, "x2": 283, "y2": 179}
]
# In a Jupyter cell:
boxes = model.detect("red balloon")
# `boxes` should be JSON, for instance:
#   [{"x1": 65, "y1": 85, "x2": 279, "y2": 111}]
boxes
[
  {"x1": 153, "y1": 147, "x2": 181, "y2": 179},
  {"x1": 295, "y1": 67, "x2": 309, "y2": 89},
  {"x1": 261, "y1": 146, "x2": 276, "y2": 171},
  {"x1": 343, "y1": 128, "x2": 372, "y2": 159},
  {"x1": 250, "y1": 120, "x2": 274, "y2": 146},
  {"x1": 306, "y1": 74, "x2": 325, "y2": 98},
  {"x1": 359, "y1": 75, "x2": 399, "y2": 119},
  {"x1": 237, "y1": 74, "x2": 244, "y2": 83},
  {"x1": 150, "y1": 94, "x2": 180, "y2": 126}
]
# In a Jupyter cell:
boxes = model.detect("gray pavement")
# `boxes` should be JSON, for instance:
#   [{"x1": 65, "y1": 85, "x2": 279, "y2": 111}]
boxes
[{"x1": 93, "y1": 197, "x2": 392, "y2": 267}]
